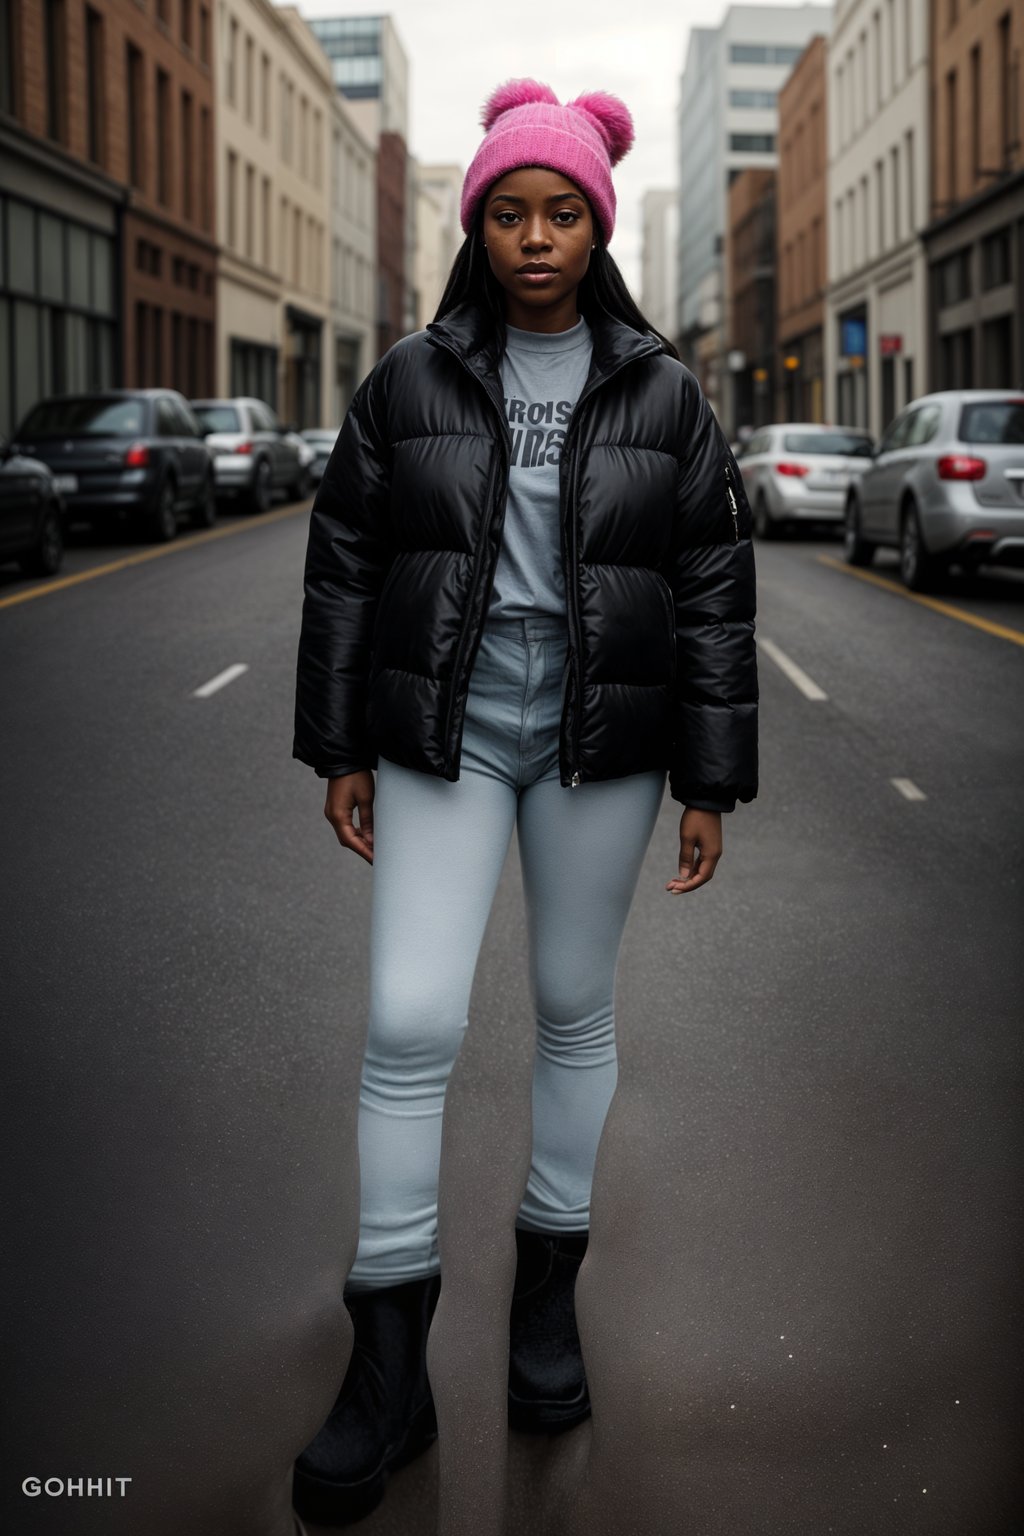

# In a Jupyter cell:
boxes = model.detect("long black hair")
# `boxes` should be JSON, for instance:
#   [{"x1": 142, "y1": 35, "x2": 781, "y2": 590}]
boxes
[{"x1": 432, "y1": 179, "x2": 679, "y2": 361}]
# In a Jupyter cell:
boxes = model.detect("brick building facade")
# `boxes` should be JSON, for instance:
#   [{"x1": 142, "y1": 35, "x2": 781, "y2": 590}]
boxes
[
  {"x1": 0, "y1": 0, "x2": 216, "y2": 434},
  {"x1": 776, "y1": 36, "x2": 828, "y2": 421},
  {"x1": 925, "y1": 0, "x2": 1023, "y2": 389},
  {"x1": 728, "y1": 167, "x2": 777, "y2": 430}
]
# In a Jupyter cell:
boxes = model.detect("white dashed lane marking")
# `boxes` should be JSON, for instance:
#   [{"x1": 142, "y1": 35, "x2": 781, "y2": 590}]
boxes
[
  {"x1": 756, "y1": 636, "x2": 828, "y2": 701},
  {"x1": 891, "y1": 777, "x2": 927, "y2": 801},
  {"x1": 193, "y1": 663, "x2": 249, "y2": 698}
]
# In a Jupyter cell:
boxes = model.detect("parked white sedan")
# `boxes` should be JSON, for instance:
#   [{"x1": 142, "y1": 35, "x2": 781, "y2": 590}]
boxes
[{"x1": 737, "y1": 423, "x2": 875, "y2": 539}]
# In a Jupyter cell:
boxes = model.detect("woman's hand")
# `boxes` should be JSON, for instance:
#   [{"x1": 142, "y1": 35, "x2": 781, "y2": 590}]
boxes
[
  {"x1": 324, "y1": 770, "x2": 375, "y2": 864},
  {"x1": 665, "y1": 808, "x2": 722, "y2": 894}
]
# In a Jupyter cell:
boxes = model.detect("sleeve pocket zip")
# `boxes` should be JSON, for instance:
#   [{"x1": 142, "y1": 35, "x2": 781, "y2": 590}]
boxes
[{"x1": 724, "y1": 459, "x2": 740, "y2": 544}]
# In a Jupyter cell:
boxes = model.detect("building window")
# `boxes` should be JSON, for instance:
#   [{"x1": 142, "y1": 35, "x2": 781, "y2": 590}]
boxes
[
  {"x1": 948, "y1": 0, "x2": 958, "y2": 29},
  {"x1": 873, "y1": 10, "x2": 882, "y2": 105},
  {"x1": 729, "y1": 43, "x2": 803, "y2": 65},
  {"x1": 280, "y1": 196, "x2": 288, "y2": 279},
  {"x1": 245, "y1": 34, "x2": 253, "y2": 122},
  {"x1": 199, "y1": 4, "x2": 209, "y2": 65},
  {"x1": 0, "y1": 0, "x2": 16, "y2": 117},
  {"x1": 728, "y1": 88, "x2": 777, "y2": 108},
  {"x1": 937, "y1": 248, "x2": 972, "y2": 305},
  {"x1": 227, "y1": 15, "x2": 237, "y2": 105},
  {"x1": 998, "y1": 12, "x2": 1013, "y2": 166},
  {"x1": 981, "y1": 226, "x2": 1012, "y2": 288},
  {"x1": 230, "y1": 339, "x2": 277, "y2": 407},
  {"x1": 245, "y1": 163, "x2": 254, "y2": 257},
  {"x1": 905, "y1": 128, "x2": 915, "y2": 231},
  {"x1": 181, "y1": 0, "x2": 192, "y2": 50},
  {"x1": 44, "y1": 0, "x2": 68, "y2": 144},
  {"x1": 181, "y1": 90, "x2": 194, "y2": 221},
  {"x1": 969, "y1": 45, "x2": 981, "y2": 180},
  {"x1": 300, "y1": 96, "x2": 308, "y2": 177},
  {"x1": 946, "y1": 69, "x2": 957, "y2": 203},
  {"x1": 940, "y1": 328, "x2": 973, "y2": 388},
  {"x1": 729, "y1": 133, "x2": 775, "y2": 153},
  {"x1": 199, "y1": 105, "x2": 211, "y2": 230},
  {"x1": 262, "y1": 176, "x2": 270, "y2": 266},
  {"x1": 227, "y1": 149, "x2": 237, "y2": 248},
  {"x1": 293, "y1": 206, "x2": 301, "y2": 288},
  {"x1": 261, "y1": 52, "x2": 270, "y2": 136},
  {"x1": 126, "y1": 43, "x2": 145, "y2": 190},
  {"x1": 890, "y1": 144, "x2": 900, "y2": 242},
  {"x1": 85, "y1": 6, "x2": 105, "y2": 166},
  {"x1": 876, "y1": 159, "x2": 885, "y2": 249},
  {"x1": 903, "y1": 0, "x2": 911, "y2": 75},
  {"x1": 313, "y1": 109, "x2": 322, "y2": 187},
  {"x1": 156, "y1": 69, "x2": 171, "y2": 206},
  {"x1": 886, "y1": 0, "x2": 896, "y2": 92}
]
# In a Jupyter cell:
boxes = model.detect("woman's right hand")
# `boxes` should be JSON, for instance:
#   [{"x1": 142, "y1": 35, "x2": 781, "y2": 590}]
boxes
[{"x1": 324, "y1": 770, "x2": 375, "y2": 864}]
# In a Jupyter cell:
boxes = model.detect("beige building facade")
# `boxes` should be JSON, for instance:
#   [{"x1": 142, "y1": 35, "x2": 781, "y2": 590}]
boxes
[
  {"x1": 214, "y1": 0, "x2": 332, "y2": 427},
  {"x1": 776, "y1": 36, "x2": 829, "y2": 421},
  {"x1": 825, "y1": 0, "x2": 930, "y2": 434}
]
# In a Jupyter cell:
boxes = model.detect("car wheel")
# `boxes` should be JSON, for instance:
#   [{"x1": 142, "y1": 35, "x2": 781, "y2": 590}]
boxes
[
  {"x1": 249, "y1": 457, "x2": 272, "y2": 515},
  {"x1": 843, "y1": 494, "x2": 876, "y2": 567},
  {"x1": 150, "y1": 478, "x2": 179, "y2": 543},
  {"x1": 192, "y1": 474, "x2": 217, "y2": 530},
  {"x1": 899, "y1": 499, "x2": 941, "y2": 592},
  {"x1": 753, "y1": 493, "x2": 775, "y2": 540},
  {"x1": 19, "y1": 501, "x2": 65, "y2": 576}
]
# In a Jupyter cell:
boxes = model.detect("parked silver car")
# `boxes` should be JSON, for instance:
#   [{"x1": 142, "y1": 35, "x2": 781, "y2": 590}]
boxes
[
  {"x1": 191, "y1": 397, "x2": 309, "y2": 513},
  {"x1": 737, "y1": 423, "x2": 875, "y2": 538},
  {"x1": 844, "y1": 390, "x2": 1024, "y2": 590}
]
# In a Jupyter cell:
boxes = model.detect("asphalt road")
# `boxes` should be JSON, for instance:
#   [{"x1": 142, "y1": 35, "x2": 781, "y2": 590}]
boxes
[{"x1": 2, "y1": 504, "x2": 1022, "y2": 1536}]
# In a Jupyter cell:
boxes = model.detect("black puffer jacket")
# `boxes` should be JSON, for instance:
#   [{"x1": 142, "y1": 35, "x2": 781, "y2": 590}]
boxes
[{"x1": 293, "y1": 298, "x2": 758, "y2": 812}]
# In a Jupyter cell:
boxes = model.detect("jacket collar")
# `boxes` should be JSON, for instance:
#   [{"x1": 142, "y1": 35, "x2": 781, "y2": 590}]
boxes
[{"x1": 426, "y1": 297, "x2": 663, "y2": 394}]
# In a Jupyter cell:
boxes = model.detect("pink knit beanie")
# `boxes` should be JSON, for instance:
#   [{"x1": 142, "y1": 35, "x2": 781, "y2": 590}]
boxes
[{"x1": 460, "y1": 79, "x2": 635, "y2": 245}]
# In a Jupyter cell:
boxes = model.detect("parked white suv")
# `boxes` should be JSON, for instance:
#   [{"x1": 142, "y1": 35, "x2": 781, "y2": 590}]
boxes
[
  {"x1": 191, "y1": 398, "x2": 311, "y2": 513},
  {"x1": 737, "y1": 423, "x2": 875, "y2": 539}
]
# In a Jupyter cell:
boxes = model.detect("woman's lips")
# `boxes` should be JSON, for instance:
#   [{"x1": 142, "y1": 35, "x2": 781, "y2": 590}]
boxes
[{"x1": 517, "y1": 271, "x2": 558, "y2": 284}]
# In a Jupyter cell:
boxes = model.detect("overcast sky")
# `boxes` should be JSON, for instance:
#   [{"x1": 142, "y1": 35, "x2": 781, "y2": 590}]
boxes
[{"x1": 295, "y1": 0, "x2": 791, "y2": 296}]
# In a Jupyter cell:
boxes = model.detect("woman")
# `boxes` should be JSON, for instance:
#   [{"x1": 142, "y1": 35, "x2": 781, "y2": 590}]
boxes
[{"x1": 291, "y1": 79, "x2": 758, "y2": 1526}]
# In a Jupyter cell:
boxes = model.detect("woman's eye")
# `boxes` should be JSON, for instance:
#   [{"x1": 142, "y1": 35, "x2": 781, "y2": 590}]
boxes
[{"x1": 493, "y1": 210, "x2": 580, "y2": 226}]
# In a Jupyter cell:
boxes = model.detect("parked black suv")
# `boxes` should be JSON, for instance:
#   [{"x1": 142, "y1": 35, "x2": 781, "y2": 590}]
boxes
[
  {"x1": 0, "y1": 437, "x2": 65, "y2": 577},
  {"x1": 10, "y1": 390, "x2": 216, "y2": 542}
]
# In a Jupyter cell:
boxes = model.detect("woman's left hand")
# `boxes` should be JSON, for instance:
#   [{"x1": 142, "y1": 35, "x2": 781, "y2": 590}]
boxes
[{"x1": 666, "y1": 808, "x2": 723, "y2": 894}]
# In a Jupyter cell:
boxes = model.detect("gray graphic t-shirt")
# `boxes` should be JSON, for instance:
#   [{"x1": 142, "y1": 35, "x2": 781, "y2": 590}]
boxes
[{"x1": 487, "y1": 314, "x2": 593, "y2": 622}]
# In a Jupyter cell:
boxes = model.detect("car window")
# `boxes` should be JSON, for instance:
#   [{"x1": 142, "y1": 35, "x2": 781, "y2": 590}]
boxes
[
  {"x1": 156, "y1": 399, "x2": 179, "y2": 437},
  {"x1": 170, "y1": 398, "x2": 200, "y2": 437},
  {"x1": 193, "y1": 404, "x2": 241, "y2": 434},
  {"x1": 251, "y1": 402, "x2": 278, "y2": 433},
  {"x1": 959, "y1": 400, "x2": 1024, "y2": 444},
  {"x1": 879, "y1": 411, "x2": 914, "y2": 453},
  {"x1": 905, "y1": 404, "x2": 943, "y2": 447},
  {"x1": 17, "y1": 396, "x2": 147, "y2": 437},
  {"x1": 748, "y1": 432, "x2": 770, "y2": 456},
  {"x1": 782, "y1": 431, "x2": 874, "y2": 456}
]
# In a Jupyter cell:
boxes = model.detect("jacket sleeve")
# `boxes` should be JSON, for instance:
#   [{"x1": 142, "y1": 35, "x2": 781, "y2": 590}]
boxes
[
  {"x1": 666, "y1": 373, "x2": 758, "y2": 813},
  {"x1": 292, "y1": 357, "x2": 394, "y2": 778}
]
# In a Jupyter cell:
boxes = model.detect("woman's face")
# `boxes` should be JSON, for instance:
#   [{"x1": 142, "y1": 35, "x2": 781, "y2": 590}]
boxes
[{"x1": 482, "y1": 166, "x2": 596, "y2": 329}]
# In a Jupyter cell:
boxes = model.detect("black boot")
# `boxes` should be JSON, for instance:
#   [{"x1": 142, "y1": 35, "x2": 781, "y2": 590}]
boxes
[
  {"x1": 508, "y1": 1227, "x2": 591, "y2": 1434},
  {"x1": 292, "y1": 1272, "x2": 441, "y2": 1527}
]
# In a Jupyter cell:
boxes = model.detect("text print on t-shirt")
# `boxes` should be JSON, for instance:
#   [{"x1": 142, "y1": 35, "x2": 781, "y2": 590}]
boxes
[{"x1": 505, "y1": 397, "x2": 574, "y2": 468}]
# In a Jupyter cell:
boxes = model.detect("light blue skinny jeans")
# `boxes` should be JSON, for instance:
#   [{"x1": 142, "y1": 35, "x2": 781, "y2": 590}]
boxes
[{"x1": 345, "y1": 613, "x2": 665, "y2": 1290}]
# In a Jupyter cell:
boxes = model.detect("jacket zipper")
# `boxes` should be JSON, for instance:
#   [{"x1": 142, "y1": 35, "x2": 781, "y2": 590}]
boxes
[
  {"x1": 724, "y1": 458, "x2": 740, "y2": 544},
  {"x1": 428, "y1": 335, "x2": 512, "y2": 774},
  {"x1": 559, "y1": 338, "x2": 663, "y2": 788}
]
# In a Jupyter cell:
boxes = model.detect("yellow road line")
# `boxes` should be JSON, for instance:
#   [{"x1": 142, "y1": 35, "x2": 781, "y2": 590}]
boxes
[
  {"x1": 816, "y1": 553, "x2": 1024, "y2": 647},
  {"x1": 0, "y1": 501, "x2": 310, "y2": 612}
]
